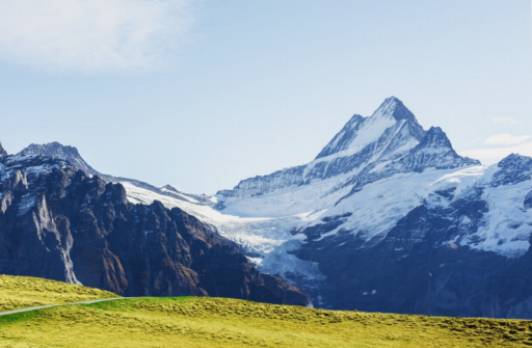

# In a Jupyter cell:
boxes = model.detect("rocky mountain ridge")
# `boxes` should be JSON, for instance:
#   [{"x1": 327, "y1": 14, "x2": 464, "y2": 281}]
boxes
[{"x1": 0, "y1": 151, "x2": 308, "y2": 305}]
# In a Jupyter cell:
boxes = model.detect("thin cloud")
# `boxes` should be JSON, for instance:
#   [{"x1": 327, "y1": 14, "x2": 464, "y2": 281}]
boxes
[
  {"x1": 0, "y1": 0, "x2": 192, "y2": 72},
  {"x1": 491, "y1": 117, "x2": 518, "y2": 126},
  {"x1": 463, "y1": 133, "x2": 532, "y2": 165},
  {"x1": 484, "y1": 133, "x2": 532, "y2": 146}
]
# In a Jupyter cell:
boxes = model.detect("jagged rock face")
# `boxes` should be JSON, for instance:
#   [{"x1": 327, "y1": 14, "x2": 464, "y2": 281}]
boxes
[
  {"x1": 316, "y1": 97, "x2": 425, "y2": 160},
  {"x1": 394, "y1": 127, "x2": 479, "y2": 172},
  {"x1": 0, "y1": 143, "x2": 7, "y2": 157},
  {"x1": 0, "y1": 155, "x2": 308, "y2": 305},
  {"x1": 525, "y1": 191, "x2": 532, "y2": 210},
  {"x1": 491, "y1": 154, "x2": 532, "y2": 187},
  {"x1": 316, "y1": 115, "x2": 366, "y2": 159},
  {"x1": 18, "y1": 142, "x2": 98, "y2": 176},
  {"x1": 16, "y1": 142, "x2": 212, "y2": 207}
]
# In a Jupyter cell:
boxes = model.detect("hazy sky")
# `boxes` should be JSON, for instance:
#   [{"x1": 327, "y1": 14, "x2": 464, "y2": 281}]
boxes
[{"x1": 0, "y1": 0, "x2": 531, "y2": 193}]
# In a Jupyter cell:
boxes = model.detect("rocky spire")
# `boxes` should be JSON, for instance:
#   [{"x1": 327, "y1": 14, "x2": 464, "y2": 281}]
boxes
[
  {"x1": 371, "y1": 96, "x2": 418, "y2": 123},
  {"x1": 316, "y1": 97, "x2": 424, "y2": 159},
  {"x1": 0, "y1": 142, "x2": 7, "y2": 157}
]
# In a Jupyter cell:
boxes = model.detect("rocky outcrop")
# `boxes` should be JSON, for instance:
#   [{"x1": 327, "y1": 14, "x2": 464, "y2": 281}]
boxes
[
  {"x1": 491, "y1": 154, "x2": 532, "y2": 187},
  {"x1": 0, "y1": 143, "x2": 6, "y2": 157},
  {"x1": 0, "y1": 155, "x2": 308, "y2": 305},
  {"x1": 525, "y1": 191, "x2": 532, "y2": 210},
  {"x1": 18, "y1": 142, "x2": 98, "y2": 176}
]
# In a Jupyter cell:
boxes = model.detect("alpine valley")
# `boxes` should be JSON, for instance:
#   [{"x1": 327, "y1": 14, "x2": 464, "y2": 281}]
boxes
[{"x1": 2, "y1": 97, "x2": 532, "y2": 318}]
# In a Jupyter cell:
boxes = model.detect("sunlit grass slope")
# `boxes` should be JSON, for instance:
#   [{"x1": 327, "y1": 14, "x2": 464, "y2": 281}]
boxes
[
  {"x1": 0, "y1": 274, "x2": 116, "y2": 311},
  {"x1": 1, "y1": 295, "x2": 531, "y2": 348}
]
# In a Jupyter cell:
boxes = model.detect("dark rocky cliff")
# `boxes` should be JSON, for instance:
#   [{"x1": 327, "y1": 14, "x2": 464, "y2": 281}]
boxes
[{"x1": 0, "y1": 155, "x2": 308, "y2": 305}]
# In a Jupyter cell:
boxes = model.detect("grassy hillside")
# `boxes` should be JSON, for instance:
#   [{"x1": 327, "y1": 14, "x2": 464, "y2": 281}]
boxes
[
  {"x1": 1, "y1": 294, "x2": 531, "y2": 348},
  {"x1": 0, "y1": 275, "x2": 116, "y2": 311}
]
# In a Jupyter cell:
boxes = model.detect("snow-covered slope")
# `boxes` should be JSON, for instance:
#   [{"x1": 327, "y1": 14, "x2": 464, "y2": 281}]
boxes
[
  {"x1": 455, "y1": 154, "x2": 532, "y2": 257},
  {"x1": 213, "y1": 97, "x2": 479, "y2": 248},
  {"x1": 216, "y1": 97, "x2": 478, "y2": 217}
]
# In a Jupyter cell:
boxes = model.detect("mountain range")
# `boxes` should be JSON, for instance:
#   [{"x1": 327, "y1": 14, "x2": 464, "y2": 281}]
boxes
[{"x1": 2, "y1": 96, "x2": 532, "y2": 318}]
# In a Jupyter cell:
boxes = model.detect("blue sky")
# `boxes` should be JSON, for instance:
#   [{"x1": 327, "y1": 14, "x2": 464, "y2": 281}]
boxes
[{"x1": 0, "y1": 0, "x2": 531, "y2": 193}]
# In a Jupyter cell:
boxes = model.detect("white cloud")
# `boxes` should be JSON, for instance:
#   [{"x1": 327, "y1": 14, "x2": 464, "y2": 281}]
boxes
[
  {"x1": 484, "y1": 133, "x2": 532, "y2": 146},
  {"x1": 491, "y1": 117, "x2": 518, "y2": 126},
  {"x1": 0, "y1": 0, "x2": 192, "y2": 72},
  {"x1": 463, "y1": 133, "x2": 532, "y2": 165}
]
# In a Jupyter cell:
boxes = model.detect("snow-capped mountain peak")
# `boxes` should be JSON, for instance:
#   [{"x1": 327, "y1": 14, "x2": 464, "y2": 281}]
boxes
[
  {"x1": 391, "y1": 126, "x2": 480, "y2": 173},
  {"x1": 17, "y1": 142, "x2": 97, "y2": 175},
  {"x1": 371, "y1": 96, "x2": 417, "y2": 122},
  {"x1": 19, "y1": 141, "x2": 79, "y2": 158},
  {"x1": 497, "y1": 153, "x2": 532, "y2": 170},
  {"x1": 316, "y1": 97, "x2": 424, "y2": 160},
  {"x1": 490, "y1": 153, "x2": 532, "y2": 187},
  {"x1": 218, "y1": 97, "x2": 478, "y2": 214},
  {"x1": 214, "y1": 97, "x2": 483, "y2": 271},
  {"x1": 418, "y1": 126, "x2": 452, "y2": 149},
  {"x1": 10, "y1": 141, "x2": 213, "y2": 209}
]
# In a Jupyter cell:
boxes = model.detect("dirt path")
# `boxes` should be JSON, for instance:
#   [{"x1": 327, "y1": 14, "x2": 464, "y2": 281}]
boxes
[{"x1": 0, "y1": 298, "x2": 123, "y2": 318}]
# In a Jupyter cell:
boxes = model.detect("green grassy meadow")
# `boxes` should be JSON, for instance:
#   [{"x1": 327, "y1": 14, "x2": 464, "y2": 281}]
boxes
[
  {"x1": 0, "y1": 275, "x2": 531, "y2": 348},
  {"x1": 0, "y1": 275, "x2": 116, "y2": 311}
]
